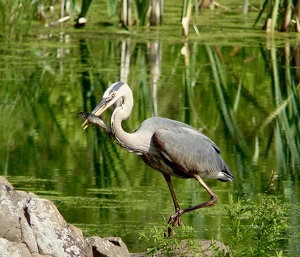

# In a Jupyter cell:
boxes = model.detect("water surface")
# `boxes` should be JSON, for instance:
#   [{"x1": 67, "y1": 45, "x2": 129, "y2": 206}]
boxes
[{"x1": 1, "y1": 1, "x2": 299, "y2": 255}]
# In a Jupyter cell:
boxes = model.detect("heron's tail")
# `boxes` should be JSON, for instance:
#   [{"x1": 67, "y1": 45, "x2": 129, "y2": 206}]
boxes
[{"x1": 217, "y1": 165, "x2": 234, "y2": 182}]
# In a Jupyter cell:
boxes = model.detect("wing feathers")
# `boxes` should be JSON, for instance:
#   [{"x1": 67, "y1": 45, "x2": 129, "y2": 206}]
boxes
[{"x1": 153, "y1": 127, "x2": 232, "y2": 180}]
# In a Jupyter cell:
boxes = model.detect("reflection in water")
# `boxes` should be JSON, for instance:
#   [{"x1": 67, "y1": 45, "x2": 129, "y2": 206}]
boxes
[
  {"x1": 120, "y1": 40, "x2": 131, "y2": 83},
  {"x1": 0, "y1": 33, "x2": 299, "y2": 254},
  {"x1": 267, "y1": 42, "x2": 300, "y2": 256},
  {"x1": 148, "y1": 41, "x2": 162, "y2": 117}
]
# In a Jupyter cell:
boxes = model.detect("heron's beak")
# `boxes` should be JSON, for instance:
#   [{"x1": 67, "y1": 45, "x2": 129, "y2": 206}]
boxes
[{"x1": 82, "y1": 98, "x2": 111, "y2": 130}]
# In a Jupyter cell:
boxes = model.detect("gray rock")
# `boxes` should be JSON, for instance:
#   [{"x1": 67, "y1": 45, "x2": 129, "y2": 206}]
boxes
[
  {"x1": 86, "y1": 236, "x2": 130, "y2": 257},
  {"x1": 0, "y1": 238, "x2": 32, "y2": 257},
  {"x1": 0, "y1": 176, "x2": 92, "y2": 257}
]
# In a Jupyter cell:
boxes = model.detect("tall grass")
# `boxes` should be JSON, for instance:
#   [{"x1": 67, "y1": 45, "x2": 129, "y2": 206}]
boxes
[
  {"x1": 253, "y1": 0, "x2": 300, "y2": 32},
  {"x1": 0, "y1": 0, "x2": 39, "y2": 39}
]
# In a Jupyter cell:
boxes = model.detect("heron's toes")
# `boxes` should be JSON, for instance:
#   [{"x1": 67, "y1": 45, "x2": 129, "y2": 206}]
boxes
[
  {"x1": 168, "y1": 210, "x2": 183, "y2": 225},
  {"x1": 165, "y1": 211, "x2": 183, "y2": 237}
]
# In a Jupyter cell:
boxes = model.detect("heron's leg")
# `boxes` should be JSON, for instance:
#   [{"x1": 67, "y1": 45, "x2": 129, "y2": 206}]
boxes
[
  {"x1": 163, "y1": 174, "x2": 181, "y2": 213},
  {"x1": 163, "y1": 174, "x2": 182, "y2": 236},
  {"x1": 168, "y1": 174, "x2": 218, "y2": 227}
]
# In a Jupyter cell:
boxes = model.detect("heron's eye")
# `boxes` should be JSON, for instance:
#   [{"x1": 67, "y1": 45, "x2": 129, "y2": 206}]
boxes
[{"x1": 111, "y1": 92, "x2": 117, "y2": 98}]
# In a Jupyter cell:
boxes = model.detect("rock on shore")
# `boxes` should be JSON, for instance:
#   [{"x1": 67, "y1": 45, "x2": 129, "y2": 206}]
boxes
[{"x1": 0, "y1": 176, "x2": 130, "y2": 257}]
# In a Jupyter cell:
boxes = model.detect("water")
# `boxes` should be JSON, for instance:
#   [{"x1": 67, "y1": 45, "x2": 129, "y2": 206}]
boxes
[{"x1": 0, "y1": 1, "x2": 300, "y2": 255}]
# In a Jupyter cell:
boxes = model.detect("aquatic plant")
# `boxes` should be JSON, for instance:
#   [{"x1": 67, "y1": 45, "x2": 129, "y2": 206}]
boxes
[
  {"x1": 0, "y1": 0, "x2": 39, "y2": 39},
  {"x1": 254, "y1": 0, "x2": 300, "y2": 32},
  {"x1": 226, "y1": 193, "x2": 288, "y2": 256}
]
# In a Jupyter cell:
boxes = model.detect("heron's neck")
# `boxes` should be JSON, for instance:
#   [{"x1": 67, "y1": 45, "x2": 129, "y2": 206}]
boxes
[{"x1": 110, "y1": 92, "x2": 142, "y2": 153}]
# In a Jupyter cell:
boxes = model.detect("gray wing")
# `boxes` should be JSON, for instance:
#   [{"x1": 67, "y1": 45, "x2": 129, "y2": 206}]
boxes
[{"x1": 152, "y1": 127, "x2": 232, "y2": 181}]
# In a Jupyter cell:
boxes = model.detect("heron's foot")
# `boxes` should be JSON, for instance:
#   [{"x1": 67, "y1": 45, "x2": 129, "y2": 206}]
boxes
[{"x1": 165, "y1": 210, "x2": 184, "y2": 237}]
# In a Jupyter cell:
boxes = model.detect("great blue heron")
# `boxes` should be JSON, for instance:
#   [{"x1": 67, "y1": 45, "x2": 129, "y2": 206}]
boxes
[{"x1": 81, "y1": 82, "x2": 233, "y2": 235}]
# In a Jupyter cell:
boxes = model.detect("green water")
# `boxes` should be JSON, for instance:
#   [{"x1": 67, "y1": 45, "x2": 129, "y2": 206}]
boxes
[{"x1": 1, "y1": 0, "x2": 300, "y2": 255}]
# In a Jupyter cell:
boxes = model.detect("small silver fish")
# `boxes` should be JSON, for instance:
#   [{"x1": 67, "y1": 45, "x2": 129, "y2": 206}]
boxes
[{"x1": 77, "y1": 112, "x2": 111, "y2": 134}]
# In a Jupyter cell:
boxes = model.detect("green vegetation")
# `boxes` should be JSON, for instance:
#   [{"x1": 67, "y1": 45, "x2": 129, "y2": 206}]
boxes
[
  {"x1": 254, "y1": 0, "x2": 300, "y2": 32},
  {"x1": 0, "y1": 0, "x2": 39, "y2": 39},
  {"x1": 1, "y1": 0, "x2": 299, "y2": 39},
  {"x1": 139, "y1": 223, "x2": 202, "y2": 256},
  {"x1": 139, "y1": 192, "x2": 289, "y2": 256},
  {"x1": 225, "y1": 194, "x2": 288, "y2": 257}
]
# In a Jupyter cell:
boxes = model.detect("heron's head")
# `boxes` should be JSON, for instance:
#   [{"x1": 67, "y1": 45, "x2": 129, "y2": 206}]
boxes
[{"x1": 82, "y1": 82, "x2": 130, "y2": 129}]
